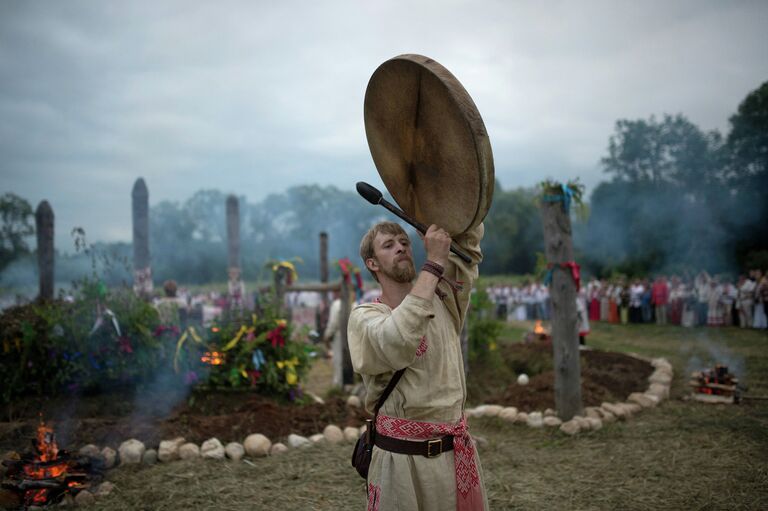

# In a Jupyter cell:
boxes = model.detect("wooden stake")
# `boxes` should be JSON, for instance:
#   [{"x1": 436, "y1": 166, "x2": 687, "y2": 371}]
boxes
[{"x1": 539, "y1": 184, "x2": 582, "y2": 421}]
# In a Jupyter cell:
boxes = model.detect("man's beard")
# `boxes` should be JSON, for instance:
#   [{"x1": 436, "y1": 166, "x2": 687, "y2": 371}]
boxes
[{"x1": 381, "y1": 258, "x2": 416, "y2": 283}]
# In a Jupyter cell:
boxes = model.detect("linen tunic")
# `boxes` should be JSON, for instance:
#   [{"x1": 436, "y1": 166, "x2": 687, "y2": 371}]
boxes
[{"x1": 348, "y1": 225, "x2": 487, "y2": 511}]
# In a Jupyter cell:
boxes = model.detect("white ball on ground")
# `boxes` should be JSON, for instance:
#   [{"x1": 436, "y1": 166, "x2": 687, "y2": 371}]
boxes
[{"x1": 517, "y1": 373, "x2": 529, "y2": 386}]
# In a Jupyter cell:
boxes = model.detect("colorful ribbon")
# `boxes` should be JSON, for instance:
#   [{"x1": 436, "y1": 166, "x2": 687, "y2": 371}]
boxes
[
  {"x1": 173, "y1": 326, "x2": 204, "y2": 373},
  {"x1": 276, "y1": 356, "x2": 300, "y2": 385},
  {"x1": 272, "y1": 261, "x2": 299, "y2": 284},
  {"x1": 542, "y1": 184, "x2": 575, "y2": 213},
  {"x1": 543, "y1": 261, "x2": 581, "y2": 291}
]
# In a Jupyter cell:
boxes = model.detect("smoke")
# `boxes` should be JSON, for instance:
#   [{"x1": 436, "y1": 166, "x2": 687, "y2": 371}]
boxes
[{"x1": 680, "y1": 329, "x2": 746, "y2": 384}]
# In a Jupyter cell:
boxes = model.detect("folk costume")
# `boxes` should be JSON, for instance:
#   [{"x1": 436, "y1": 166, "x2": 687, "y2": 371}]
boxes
[{"x1": 348, "y1": 225, "x2": 487, "y2": 511}]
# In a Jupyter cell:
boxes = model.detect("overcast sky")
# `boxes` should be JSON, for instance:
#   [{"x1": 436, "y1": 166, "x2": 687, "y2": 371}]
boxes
[{"x1": 1, "y1": 0, "x2": 766, "y2": 250}]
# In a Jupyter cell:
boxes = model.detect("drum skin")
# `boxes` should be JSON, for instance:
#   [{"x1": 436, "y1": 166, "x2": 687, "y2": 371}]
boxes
[{"x1": 364, "y1": 54, "x2": 494, "y2": 235}]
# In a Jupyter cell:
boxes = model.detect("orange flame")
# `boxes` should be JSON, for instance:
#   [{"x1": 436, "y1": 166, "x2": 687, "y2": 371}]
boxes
[
  {"x1": 534, "y1": 321, "x2": 546, "y2": 335},
  {"x1": 201, "y1": 351, "x2": 224, "y2": 365},
  {"x1": 23, "y1": 420, "x2": 67, "y2": 480}
]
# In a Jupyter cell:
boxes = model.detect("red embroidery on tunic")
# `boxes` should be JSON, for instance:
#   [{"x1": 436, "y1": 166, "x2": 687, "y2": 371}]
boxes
[
  {"x1": 415, "y1": 336, "x2": 428, "y2": 357},
  {"x1": 367, "y1": 482, "x2": 381, "y2": 511},
  {"x1": 376, "y1": 415, "x2": 482, "y2": 510}
]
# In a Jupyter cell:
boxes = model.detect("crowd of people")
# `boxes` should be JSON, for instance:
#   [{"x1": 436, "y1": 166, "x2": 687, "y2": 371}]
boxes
[
  {"x1": 487, "y1": 269, "x2": 768, "y2": 331},
  {"x1": 583, "y1": 269, "x2": 768, "y2": 329}
]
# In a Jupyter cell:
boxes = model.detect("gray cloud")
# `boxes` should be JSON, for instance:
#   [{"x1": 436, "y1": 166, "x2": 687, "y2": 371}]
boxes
[{"x1": 0, "y1": 0, "x2": 766, "y2": 250}]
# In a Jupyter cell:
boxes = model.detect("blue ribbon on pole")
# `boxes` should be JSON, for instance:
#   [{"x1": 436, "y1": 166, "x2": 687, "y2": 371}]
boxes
[
  {"x1": 543, "y1": 268, "x2": 554, "y2": 287},
  {"x1": 541, "y1": 184, "x2": 574, "y2": 213}
]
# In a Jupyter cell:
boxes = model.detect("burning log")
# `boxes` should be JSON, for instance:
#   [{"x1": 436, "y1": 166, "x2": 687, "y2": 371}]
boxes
[
  {"x1": 1, "y1": 419, "x2": 104, "y2": 507},
  {"x1": 689, "y1": 364, "x2": 741, "y2": 404},
  {"x1": 523, "y1": 320, "x2": 551, "y2": 343}
]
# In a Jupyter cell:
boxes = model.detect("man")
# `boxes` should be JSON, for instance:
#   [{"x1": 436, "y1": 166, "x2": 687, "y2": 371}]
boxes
[
  {"x1": 651, "y1": 276, "x2": 669, "y2": 325},
  {"x1": 348, "y1": 221, "x2": 487, "y2": 511},
  {"x1": 738, "y1": 272, "x2": 756, "y2": 328}
]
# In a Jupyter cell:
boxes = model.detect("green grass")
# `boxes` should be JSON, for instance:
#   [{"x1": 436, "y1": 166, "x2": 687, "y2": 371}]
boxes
[{"x1": 79, "y1": 322, "x2": 768, "y2": 509}]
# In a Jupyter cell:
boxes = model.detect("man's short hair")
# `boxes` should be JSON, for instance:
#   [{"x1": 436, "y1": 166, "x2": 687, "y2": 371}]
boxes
[
  {"x1": 359, "y1": 221, "x2": 409, "y2": 282},
  {"x1": 163, "y1": 280, "x2": 178, "y2": 298}
]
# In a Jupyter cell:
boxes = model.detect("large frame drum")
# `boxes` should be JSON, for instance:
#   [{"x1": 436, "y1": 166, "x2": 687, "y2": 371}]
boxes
[{"x1": 364, "y1": 54, "x2": 494, "y2": 236}]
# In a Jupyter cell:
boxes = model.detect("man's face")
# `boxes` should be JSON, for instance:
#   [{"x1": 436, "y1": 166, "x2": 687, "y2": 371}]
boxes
[{"x1": 368, "y1": 231, "x2": 415, "y2": 284}]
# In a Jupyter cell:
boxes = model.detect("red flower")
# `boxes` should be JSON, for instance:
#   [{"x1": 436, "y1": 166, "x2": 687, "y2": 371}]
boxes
[
  {"x1": 247, "y1": 370, "x2": 261, "y2": 386},
  {"x1": 118, "y1": 336, "x2": 133, "y2": 354},
  {"x1": 267, "y1": 324, "x2": 286, "y2": 348}
]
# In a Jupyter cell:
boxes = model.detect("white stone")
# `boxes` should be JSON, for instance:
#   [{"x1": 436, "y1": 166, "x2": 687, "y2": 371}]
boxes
[
  {"x1": 225, "y1": 442, "x2": 245, "y2": 461},
  {"x1": 201, "y1": 438, "x2": 225, "y2": 459},
  {"x1": 601, "y1": 402, "x2": 626, "y2": 420},
  {"x1": 543, "y1": 408, "x2": 556, "y2": 417},
  {"x1": 244, "y1": 434, "x2": 271, "y2": 457},
  {"x1": 270, "y1": 443, "x2": 288, "y2": 455},
  {"x1": 647, "y1": 383, "x2": 669, "y2": 399},
  {"x1": 624, "y1": 403, "x2": 642, "y2": 414},
  {"x1": 74, "y1": 490, "x2": 95, "y2": 506},
  {"x1": 346, "y1": 395, "x2": 361, "y2": 408},
  {"x1": 94, "y1": 481, "x2": 115, "y2": 497},
  {"x1": 513, "y1": 412, "x2": 529, "y2": 424},
  {"x1": 517, "y1": 374, "x2": 529, "y2": 386},
  {"x1": 472, "y1": 436, "x2": 489, "y2": 448},
  {"x1": 559, "y1": 420, "x2": 581, "y2": 435},
  {"x1": 628, "y1": 393, "x2": 655, "y2": 408},
  {"x1": 643, "y1": 393, "x2": 661, "y2": 405},
  {"x1": 118, "y1": 439, "x2": 146, "y2": 465},
  {"x1": 158, "y1": 437, "x2": 186, "y2": 463},
  {"x1": 484, "y1": 405, "x2": 503, "y2": 417},
  {"x1": 309, "y1": 434, "x2": 325, "y2": 444},
  {"x1": 179, "y1": 443, "x2": 200, "y2": 460},
  {"x1": 499, "y1": 407, "x2": 518, "y2": 422},
  {"x1": 323, "y1": 425, "x2": 345, "y2": 444},
  {"x1": 648, "y1": 370, "x2": 672, "y2": 385},
  {"x1": 585, "y1": 407, "x2": 602, "y2": 420},
  {"x1": 471, "y1": 405, "x2": 489, "y2": 417},
  {"x1": 101, "y1": 447, "x2": 117, "y2": 469},
  {"x1": 543, "y1": 416, "x2": 562, "y2": 427},
  {"x1": 465, "y1": 407, "x2": 481, "y2": 418},
  {"x1": 651, "y1": 357, "x2": 673, "y2": 372},
  {"x1": 601, "y1": 411, "x2": 617, "y2": 423},
  {"x1": 287, "y1": 434, "x2": 311, "y2": 449},
  {"x1": 585, "y1": 417, "x2": 603, "y2": 430},
  {"x1": 359, "y1": 425, "x2": 367, "y2": 436},
  {"x1": 79, "y1": 444, "x2": 100, "y2": 458},
  {"x1": 343, "y1": 427, "x2": 360, "y2": 443},
  {"x1": 142, "y1": 449, "x2": 158, "y2": 465},
  {"x1": 526, "y1": 411, "x2": 544, "y2": 428},
  {"x1": 573, "y1": 416, "x2": 591, "y2": 430}
]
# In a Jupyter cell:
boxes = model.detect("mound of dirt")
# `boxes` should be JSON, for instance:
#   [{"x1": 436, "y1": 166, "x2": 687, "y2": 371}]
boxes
[
  {"x1": 0, "y1": 345, "x2": 654, "y2": 452},
  {"x1": 486, "y1": 344, "x2": 654, "y2": 411}
]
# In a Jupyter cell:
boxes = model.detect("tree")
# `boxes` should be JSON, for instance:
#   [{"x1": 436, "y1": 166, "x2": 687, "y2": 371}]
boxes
[
  {"x1": 725, "y1": 81, "x2": 768, "y2": 265},
  {"x1": 584, "y1": 114, "x2": 729, "y2": 275},
  {"x1": 0, "y1": 193, "x2": 35, "y2": 272}
]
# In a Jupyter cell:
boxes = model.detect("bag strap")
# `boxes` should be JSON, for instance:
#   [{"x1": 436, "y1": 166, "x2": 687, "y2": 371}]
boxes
[
  {"x1": 367, "y1": 368, "x2": 405, "y2": 445},
  {"x1": 373, "y1": 368, "x2": 405, "y2": 414}
]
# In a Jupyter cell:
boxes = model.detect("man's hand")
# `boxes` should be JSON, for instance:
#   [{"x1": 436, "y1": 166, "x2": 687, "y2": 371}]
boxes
[{"x1": 423, "y1": 224, "x2": 451, "y2": 267}]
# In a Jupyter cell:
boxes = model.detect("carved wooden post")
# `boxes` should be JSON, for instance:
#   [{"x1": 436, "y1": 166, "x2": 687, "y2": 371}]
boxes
[
  {"x1": 318, "y1": 232, "x2": 330, "y2": 336},
  {"x1": 274, "y1": 267, "x2": 287, "y2": 317},
  {"x1": 132, "y1": 178, "x2": 153, "y2": 297},
  {"x1": 35, "y1": 201, "x2": 54, "y2": 301},
  {"x1": 226, "y1": 195, "x2": 245, "y2": 307},
  {"x1": 540, "y1": 183, "x2": 582, "y2": 421},
  {"x1": 340, "y1": 277, "x2": 354, "y2": 386},
  {"x1": 319, "y1": 232, "x2": 329, "y2": 284}
]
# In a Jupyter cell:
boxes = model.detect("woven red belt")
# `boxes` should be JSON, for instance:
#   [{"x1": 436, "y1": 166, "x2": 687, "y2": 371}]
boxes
[{"x1": 376, "y1": 414, "x2": 483, "y2": 511}]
